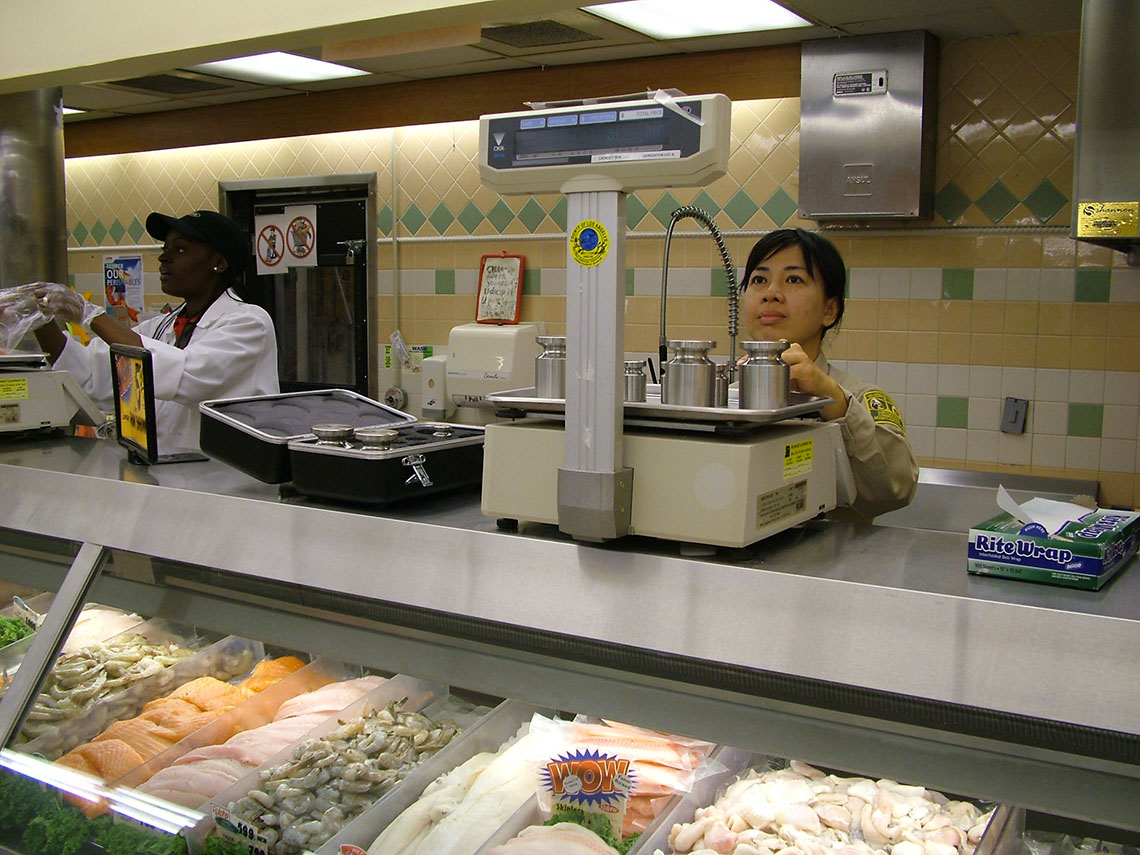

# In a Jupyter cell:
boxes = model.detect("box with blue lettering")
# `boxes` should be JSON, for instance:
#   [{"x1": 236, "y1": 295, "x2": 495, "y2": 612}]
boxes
[{"x1": 967, "y1": 507, "x2": 1140, "y2": 590}]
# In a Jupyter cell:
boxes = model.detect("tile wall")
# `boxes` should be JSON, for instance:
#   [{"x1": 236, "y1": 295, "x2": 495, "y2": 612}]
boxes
[{"x1": 62, "y1": 31, "x2": 1140, "y2": 507}]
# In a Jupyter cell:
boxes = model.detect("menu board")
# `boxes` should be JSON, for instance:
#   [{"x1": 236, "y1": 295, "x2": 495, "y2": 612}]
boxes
[{"x1": 476, "y1": 253, "x2": 524, "y2": 324}]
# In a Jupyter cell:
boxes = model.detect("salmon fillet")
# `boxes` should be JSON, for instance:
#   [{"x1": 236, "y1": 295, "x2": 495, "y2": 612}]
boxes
[{"x1": 238, "y1": 656, "x2": 305, "y2": 693}]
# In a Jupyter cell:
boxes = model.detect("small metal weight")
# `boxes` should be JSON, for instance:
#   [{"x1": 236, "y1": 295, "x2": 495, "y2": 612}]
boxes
[
  {"x1": 624, "y1": 359, "x2": 647, "y2": 403},
  {"x1": 738, "y1": 340, "x2": 790, "y2": 410},
  {"x1": 534, "y1": 335, "x2": 566, "y2": 398},
  {"x1": 714, "y1": 362, "x2": 731, "y2": 407},
  {"x1": 661, "y1": 340, "x2": 717, "y2": 407}
]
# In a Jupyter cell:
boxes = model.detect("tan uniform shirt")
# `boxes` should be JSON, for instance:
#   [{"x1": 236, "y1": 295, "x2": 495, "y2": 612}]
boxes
[{"x1": 818, "y1": 352, "x2": 919, "y2": 519}]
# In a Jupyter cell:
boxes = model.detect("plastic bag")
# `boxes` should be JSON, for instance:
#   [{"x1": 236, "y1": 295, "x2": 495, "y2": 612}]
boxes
[
  {"x1": 530, "y1": 713, "x2": 719, "y2": 842},
  {"x1": 0, "y1": 284, "x2": 48, "y2": 352},
  {"x1": 34, "y1": 282, "x2": 105, "y2": 329}
]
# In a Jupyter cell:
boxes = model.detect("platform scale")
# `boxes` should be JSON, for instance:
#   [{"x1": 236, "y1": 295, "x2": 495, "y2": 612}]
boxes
[{"x1": 476, "y1": 92, "x2": 853, "y2": 548}]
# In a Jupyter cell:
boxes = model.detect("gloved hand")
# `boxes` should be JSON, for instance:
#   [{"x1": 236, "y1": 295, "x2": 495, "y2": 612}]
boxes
[
  {"x1": 0, "y1": 284, "x2": 48, "y2": 352},
  {"x1": 34, "y1": 282, "x2": 106, "y2": 329}
]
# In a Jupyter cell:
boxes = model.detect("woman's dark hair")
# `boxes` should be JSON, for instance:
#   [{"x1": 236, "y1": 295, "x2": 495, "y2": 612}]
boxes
[{"x1": 740, "y1": 228, "x2": 846, "y2": 335}]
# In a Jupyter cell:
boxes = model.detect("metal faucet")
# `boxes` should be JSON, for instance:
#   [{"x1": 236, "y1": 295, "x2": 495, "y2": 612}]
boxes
[{"x1": 659, "y1": 206, "x2": 738, "y2": 380}]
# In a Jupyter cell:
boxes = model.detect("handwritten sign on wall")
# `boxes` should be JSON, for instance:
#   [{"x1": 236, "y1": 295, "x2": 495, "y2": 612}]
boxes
[{"x1": 476, "y1": 253, "x2": 524, "y2": 324}]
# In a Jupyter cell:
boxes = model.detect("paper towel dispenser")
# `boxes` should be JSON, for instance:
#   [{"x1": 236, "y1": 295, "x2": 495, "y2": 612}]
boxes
[
  {"x1": 1071, "y1": 0, "x2": 1140, "y2": 265},
  {"x1": 799, "y1": 31, "x2": 939, "y2": 220}
]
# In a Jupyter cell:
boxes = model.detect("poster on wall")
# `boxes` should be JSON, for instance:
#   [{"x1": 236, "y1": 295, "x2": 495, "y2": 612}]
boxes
[
  {"x1": 103, "y1": 255, "x2": 143, "y2": 323},
  {"x1": 254, "y1": 205, "x2": 318, "y2": 275}
]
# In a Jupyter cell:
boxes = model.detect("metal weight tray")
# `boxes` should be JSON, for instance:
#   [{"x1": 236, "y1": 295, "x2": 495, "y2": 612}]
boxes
[
  {"x1": 199, "y1": 389, "x2": 416, "y2": 483},
  {"x1": 287, "y1": 422, "x2": 485, "y2": 506},
  {"x1": 488, "y1": 385, "x2": 829, "y2": 430}
]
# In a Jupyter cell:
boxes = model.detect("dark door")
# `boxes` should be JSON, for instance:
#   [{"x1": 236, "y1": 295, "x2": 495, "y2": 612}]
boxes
[{"x1": 230, "y1": 188, "x2": 371, "y2": 395}]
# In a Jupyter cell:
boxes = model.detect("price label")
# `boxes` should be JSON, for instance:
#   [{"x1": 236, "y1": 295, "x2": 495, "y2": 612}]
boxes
[
  {"x1": 12, "y1": 596, "x2": 43, "y2": 631},
  {"x1": 213, "y1": 804, "x2": 269, "y2": 855}
]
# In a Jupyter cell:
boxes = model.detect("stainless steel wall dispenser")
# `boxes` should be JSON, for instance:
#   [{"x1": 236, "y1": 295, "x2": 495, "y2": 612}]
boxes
[
  {"x1": 799, "y1": 31, "x2": 938, "y2": 219},
  {"x1": 1071, "y1": 0, "x2": 1140, "y2": 265}
]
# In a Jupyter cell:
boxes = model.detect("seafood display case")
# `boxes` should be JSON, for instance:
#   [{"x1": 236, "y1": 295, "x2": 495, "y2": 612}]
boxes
[{"x1": 0, "y1": 435, "x2": 1137, "y2": 854}]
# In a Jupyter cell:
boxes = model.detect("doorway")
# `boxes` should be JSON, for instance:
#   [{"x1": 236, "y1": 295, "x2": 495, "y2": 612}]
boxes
[{"x1": 219, "y1": 174, "x2": 378, "y2": 398}]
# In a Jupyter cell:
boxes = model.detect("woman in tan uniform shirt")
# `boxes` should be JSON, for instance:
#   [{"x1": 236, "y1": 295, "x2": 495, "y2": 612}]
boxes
[{"x1": 739, "y1": 228, "x2": 918, "y2": 518}]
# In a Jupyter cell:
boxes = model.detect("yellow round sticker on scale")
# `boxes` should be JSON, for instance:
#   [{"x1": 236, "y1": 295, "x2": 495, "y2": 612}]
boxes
[{"x1": 569, "y1": 220, "x2": 610, "y2": 267}]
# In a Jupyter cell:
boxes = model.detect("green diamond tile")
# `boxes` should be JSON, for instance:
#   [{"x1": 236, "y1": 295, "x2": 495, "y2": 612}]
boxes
[
  {"x1": 126, "y1": 217, "x2": 145, "y2": 243},
  {"x1": 1023, "y1": 178, "x2": 1067, "y2": 224},
  {"x1": 400, "y1": 202, "x2": 427, "y2": 235},
  {"x1": 942, "y1": 268, "x2": 975, "y2": 300},
  {"x1": 762, "y1": 188, "x2": 797, "y2": 227},
  {"x1": 549, "y1": 197, "x2": 568, "y2": 231},
  {"x1": 377, "y1": 204, "x2": 394, "y2": 235},
  {"x1": 428, "y1": 202, "x2": 455, "y2": 235},
  {"x1": 72, "y1": 221, "x2": 90, "y2": 245},
  {"x1": 934, "y1": 181, "x2": 972, "y2": 224},
  {"x1": 108, "y1": 218, "x2": 126, "y2": 243},
  {"x1": 1068, "y1": 403, "x2": 1103, "y2": 438},
  {"x1": 626, "y1": 268, "x2": 635, "y2": 296},
  {"x1": 523, "y1": 268, "x2": 541, "y2": 296},
  {"x1": 936, "y1": 396, "x2": 969, "y2": 429},
  {"x1": 692, "y1": 190, "x2": 721, "y2": 218},
  {"x1": 89, "y1": 219, "x2": 108, "y2": 244},
  {"x1": 434, "y1": 269, "x2": 455, "y2": 295},
  {"x1": 724, "y1": 190, "x2": 761, "y2": 227},
  {"x1": 517, "y1": 197, "x2": 547, "y2": 233},
  {"x1": 486, "y1": 200, "x2": 516, "y2": 233},
  {"x1": 650, "y1": 191, "x2": 682, "y2": 227},
  {"x1": 975, "y1": 180, "x2": 1019, "y2": 224},
  {"x1": 711, "y1": 267, "x2": 733, "y2": 297},
  {"x1": 456, "y1": 201, "x2": 484, "y2": 233},
  {"x1": 1075, "y1": 269, "x2": 1111, "y2": 303},
  {"x1": 626, "y1": 194, "x2": 648, "y2": 229}
]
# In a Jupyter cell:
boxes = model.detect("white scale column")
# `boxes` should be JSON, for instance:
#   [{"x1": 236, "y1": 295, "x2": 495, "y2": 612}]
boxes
[{"x1": 557, "y1": 189, "x2": 633, "y2": 540}]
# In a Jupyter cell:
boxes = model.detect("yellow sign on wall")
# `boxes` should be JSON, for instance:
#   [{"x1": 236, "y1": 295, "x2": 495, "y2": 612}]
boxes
[{"x1": 1077, "y1": 201, "x2": 1139, "y2": 238}]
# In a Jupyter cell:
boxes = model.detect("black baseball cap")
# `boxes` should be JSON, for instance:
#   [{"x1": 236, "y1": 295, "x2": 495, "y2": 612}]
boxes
[{"x1": 146, "y1": 210, "x2": 250, "y2": 275}]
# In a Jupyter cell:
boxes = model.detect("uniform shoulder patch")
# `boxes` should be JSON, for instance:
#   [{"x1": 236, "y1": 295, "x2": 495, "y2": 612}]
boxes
[{"x1": 862, "y1": 389, "x2": 905, "y2": 435}]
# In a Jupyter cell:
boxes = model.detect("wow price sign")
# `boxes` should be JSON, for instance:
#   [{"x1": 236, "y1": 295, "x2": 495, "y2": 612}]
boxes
[{"x1": 542, "y1": 748, "x2": 634, "y2": 834}]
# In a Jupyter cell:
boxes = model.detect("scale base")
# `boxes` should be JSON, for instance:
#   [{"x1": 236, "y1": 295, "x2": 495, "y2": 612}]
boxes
[{"x1": 482, "y1": 419, "x2": 848, "y2": 548}]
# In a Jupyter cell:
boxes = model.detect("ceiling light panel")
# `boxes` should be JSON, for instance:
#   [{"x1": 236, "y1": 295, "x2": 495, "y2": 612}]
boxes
[
  {"x1": 583, "y1": 0, "x2": 811, "y2": 39},
  {"x1": 187, "y1": 52, "x2": 368, "y2": 84}
]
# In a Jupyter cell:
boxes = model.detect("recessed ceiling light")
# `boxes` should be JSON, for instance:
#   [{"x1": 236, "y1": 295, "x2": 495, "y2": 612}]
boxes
[
  {"x1": 187, "y1": 52, "x2": 368, "y2": 85},
  {"x1": 61, "y1": 107, "x2": 86, "y2": 115},
  {"x1": 583, "y1": 0, "x2": 810, "y2": 39}
]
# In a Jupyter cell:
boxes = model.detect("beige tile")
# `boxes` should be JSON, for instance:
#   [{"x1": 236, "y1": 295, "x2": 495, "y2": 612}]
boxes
[
  {"x1": 1076, "y1": 241, "x2": 1114, "y2": 269},
  {"x1": 1002, "y1": 334, "x2": 1037, "y2": 366},
  {"x1": 1007, "y1": 236, "x2": 1042, "y2": 267},
  {"x1": 1108, "y1": 305, "x2": 1140, "y2": 338},
  {"x1": 1072, "y1": 304, "x2": 1108, "y2": 337},
  {"x1": 941, "y1": 301, "x2": 973, "y2": 332},
  {"x1": 1070, "y1": 336, "x2": 1107, "y2": 371},
  {"x1": 971, "y1": 303, "x2": 1005, "y2": 334},
  {"x1": 878, "y1": 300, "x2": 908, "y2": 332},
  {"x1": 1041, "y1": 235, "x2": 1076, "y2": 268},
  {"x1": 1106, "y1": 337, "x2": 1140, "y2": 366},
  {"x1": 842, "y1": 299, "x2": 879, "y2": 331},
  {"x1": 970, "y1": 333, "x2": 1005, "y2": 365},
  {"x1": 907, "y1": 332, "x2": 939, "y2": 363},
  {"x1": 1035, "y1": 335, "x2": 1071, "y2": 369},
  {"x1": 846, "y1": 330, "x2": 877, "y2": 361},
  {"x1": 880, "y1": 238, "x2": 911, "y2": 268},
  {"x1": 939, "y1": 332, "x2": 971, "y2": 362},
  {"x1": 1037, "y1": 303, "x2": 1072, "y2": 335},
  {"x1": 910, "y1": 300, "x2": 940, "y2": 332},
  {"x1": 845, "y1": 237, "x2": 882, "y2": 267},
  {"x1": 1098, "y1": 473, "x2": 1133, "y2": 509}
]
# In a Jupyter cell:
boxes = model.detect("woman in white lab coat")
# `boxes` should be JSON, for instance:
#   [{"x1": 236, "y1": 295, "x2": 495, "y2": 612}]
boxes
[
  {"x1": 33, "y1": 210, "x2": 279, "y2": 451},
  {"x1": 739, "y1": 228, "x2": 917, "y2": 518}
]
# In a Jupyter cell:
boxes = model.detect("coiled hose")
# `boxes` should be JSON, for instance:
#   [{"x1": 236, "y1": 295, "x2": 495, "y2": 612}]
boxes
[{"x1": 659, "y1": 206, "x2": 738, "y2": 379}]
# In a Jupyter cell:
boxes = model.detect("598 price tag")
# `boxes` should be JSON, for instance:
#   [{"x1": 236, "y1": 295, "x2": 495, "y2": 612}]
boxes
[{"x1": 213, "y1": 804, "x2": 269, "y2": 855}]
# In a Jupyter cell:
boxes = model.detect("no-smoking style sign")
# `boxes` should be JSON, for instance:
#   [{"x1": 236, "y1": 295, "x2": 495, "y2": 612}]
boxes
[
  {"x1": 257, "y1": 224, "x2": 285, "y2": 273},
  {"x1": 254, "y1": 205, "x2": 318, "y2": 274}
]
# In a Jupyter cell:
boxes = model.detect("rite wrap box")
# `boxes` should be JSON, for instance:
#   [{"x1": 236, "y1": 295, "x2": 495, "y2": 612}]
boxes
[
  {"x1": 968, "y1": 507, "x2": 1140, "y2": 590},
  {"x1": 199, "y1": 390, "x2": 415, "y2": 483}
]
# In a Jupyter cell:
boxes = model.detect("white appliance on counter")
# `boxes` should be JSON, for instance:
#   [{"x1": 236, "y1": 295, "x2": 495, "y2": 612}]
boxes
[
  {"x1": 475, "y1": 92, "x2": 855, "y2": 548},
  {"x1": 420, "y1": 322, "x2": 545, "y2": 424},
  {"x1": 0, "y1": 354, "x2": 105, "y2": 435}
]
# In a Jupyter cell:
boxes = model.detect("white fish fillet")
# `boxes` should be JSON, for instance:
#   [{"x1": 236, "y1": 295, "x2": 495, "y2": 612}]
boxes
[
  {"x1": 272, "y1": 675, "x2": 385, "y2": 720},
  {"x1": 61, "y1": 607, "x2": 143, "y2": 654},
  {"x1": 367, "y1": 751, "x2": 496, "y2": 855},
  {"x1": 377, "y1": 730, "x2": 548, "y2": 855},
  {"x1": 485, "y1": 823, "x2": 619, "y2": 854}
]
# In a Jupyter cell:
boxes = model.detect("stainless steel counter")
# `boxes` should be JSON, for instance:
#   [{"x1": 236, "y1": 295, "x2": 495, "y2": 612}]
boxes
[{"x1": 1, "y1": 436, "x2": 1139, "y2": 828}]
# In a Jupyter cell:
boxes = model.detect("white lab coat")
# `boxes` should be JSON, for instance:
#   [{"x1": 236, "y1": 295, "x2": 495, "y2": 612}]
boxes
[{"x1": 56, "y1": 290, "x2": 279, "y2": 451}]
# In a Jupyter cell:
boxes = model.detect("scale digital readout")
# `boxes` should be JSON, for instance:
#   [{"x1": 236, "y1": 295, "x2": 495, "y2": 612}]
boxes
[{"x1": 479, "y1": 93, "x2": 729, "y2": 194}]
